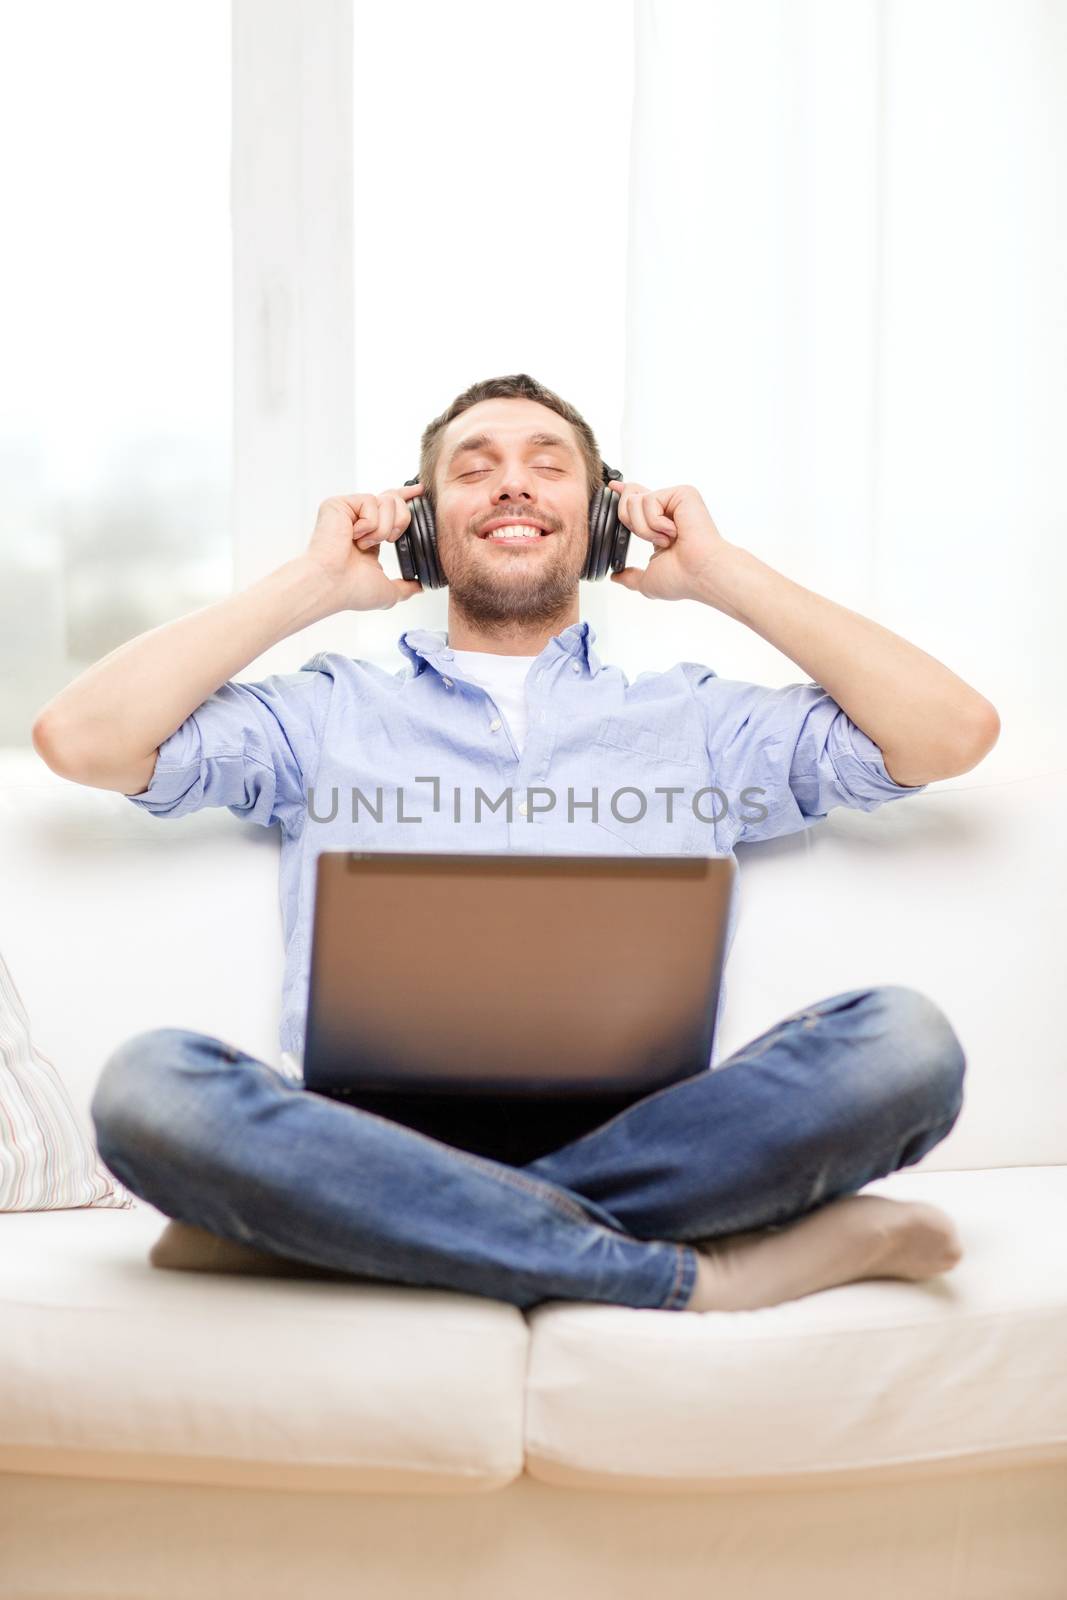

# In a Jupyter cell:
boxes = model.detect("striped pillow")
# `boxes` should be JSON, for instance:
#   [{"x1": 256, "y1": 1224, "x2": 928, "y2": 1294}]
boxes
[{"x1": 0, "y1": 947, "x2": 133, "y2": 1211}]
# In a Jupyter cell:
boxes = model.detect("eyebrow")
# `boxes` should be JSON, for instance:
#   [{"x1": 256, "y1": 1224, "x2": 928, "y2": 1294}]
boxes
[{"x1": 446, "y1": 430, "x2": 577, "y2": 468}]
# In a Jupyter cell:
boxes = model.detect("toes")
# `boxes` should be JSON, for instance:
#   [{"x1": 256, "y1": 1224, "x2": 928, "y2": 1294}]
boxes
[{"x1": 900, "y1": 1201, "x2": 964, "y2": 1273}]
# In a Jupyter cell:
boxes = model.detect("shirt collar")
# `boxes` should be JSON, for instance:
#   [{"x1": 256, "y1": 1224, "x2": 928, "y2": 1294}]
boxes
[{"x1": 398, "y1": 619, "x2": 600, "y2": 678}]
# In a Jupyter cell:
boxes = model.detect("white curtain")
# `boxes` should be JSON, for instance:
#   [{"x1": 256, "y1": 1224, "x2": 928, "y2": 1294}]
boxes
[
  {"x1": 247, "y1": 0, "x2": 1064, "y2": 792},
  {"x1": 613, "y1": 0, "x2": 1064, "y2": 789}
]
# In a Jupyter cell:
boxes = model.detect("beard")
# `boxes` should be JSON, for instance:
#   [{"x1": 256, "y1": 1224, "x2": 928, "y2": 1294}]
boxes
[{"x1": 438, "y1": 521, "x2": 587, "y2": 631}]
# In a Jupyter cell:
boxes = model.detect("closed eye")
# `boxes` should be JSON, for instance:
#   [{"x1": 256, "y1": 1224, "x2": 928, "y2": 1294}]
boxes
[{"x1": 459, "y1": 466, "x2": 565, "y2": 478}]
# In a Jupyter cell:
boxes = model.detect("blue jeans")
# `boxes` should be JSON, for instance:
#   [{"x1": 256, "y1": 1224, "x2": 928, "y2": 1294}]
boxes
[{"x1": 90, "y1": 986, "x2": 965, "y2": 1313}]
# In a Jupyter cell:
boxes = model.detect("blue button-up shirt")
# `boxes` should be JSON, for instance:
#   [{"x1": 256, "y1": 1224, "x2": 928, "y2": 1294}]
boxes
[{"x1": 126, "y1": 619, "x2": 928, "y2": 1075}]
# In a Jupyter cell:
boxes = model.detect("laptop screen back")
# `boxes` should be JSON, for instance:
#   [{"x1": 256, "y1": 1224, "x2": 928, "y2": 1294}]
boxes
[{"x1": 303, "y1": 851, "x2": 735, "y2": 1100}]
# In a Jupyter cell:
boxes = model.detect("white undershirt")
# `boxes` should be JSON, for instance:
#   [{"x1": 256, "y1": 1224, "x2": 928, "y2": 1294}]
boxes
[{"x1": 448, "y1": 648, "x2": 540, "y2": 754}]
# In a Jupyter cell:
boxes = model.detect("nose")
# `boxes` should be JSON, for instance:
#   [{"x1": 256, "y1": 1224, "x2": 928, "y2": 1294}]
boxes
[{"x1": 491, "y1": 462, "x2": 539, "y2": 503}]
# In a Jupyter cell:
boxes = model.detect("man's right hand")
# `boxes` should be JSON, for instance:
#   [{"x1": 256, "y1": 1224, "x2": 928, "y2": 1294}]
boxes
[{"x1": 304, "y1": 485, "x2": 426, "y2": 611}]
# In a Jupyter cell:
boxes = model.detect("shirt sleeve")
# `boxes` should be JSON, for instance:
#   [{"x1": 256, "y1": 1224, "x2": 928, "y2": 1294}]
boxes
[
  {"x1": 683, "y1": 665, "x2": 931, "y2": 849},
  {"x1": 124, "y1": 658, "x2": 328, "y2": 831}
]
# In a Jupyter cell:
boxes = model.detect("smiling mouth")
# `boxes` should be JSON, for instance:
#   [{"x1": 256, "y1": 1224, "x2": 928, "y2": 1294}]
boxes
[{"x1": 479, "y1": 523, "x2": 553, "y2": 542}]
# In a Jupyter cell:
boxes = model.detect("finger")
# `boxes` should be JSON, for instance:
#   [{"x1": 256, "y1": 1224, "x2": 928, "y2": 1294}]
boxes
[
  {"x1": 386, "y1": 491, "x2": 413, "y2": 539},
  {"x1": 390, "y1": 576, "x2": 423, "y2": 599},
  {"x1": 620, "y1": 487, "x2": 671, "y2": 545},
  {"x1": 608, "y1": 479, "x2": 648, "y2": 499},
  {"x1": 613, "y1": 484, "x2": 651, "y2": 537},
  {"x1": 642, "y1": 492, "x2": 674, "y2": 540},
  {"x1": 336, "y1": 494, "x2": 382, "y2": 538},
  {"x1": 355, "y1": 496, "x2": 388, "y2": 548},
  {"x1": 351, "y1": 496, "x2": 380, "y2": 542},
  {"x1": 373, "y1": 484, "x2": 422, "y2": 541},
  {"x1": 374, "y1": 495, "x2": 397, "y2": 544},
  {"x1": 609, "y1": 567, "x2": 642, "y2": 590},
  {"x1": 333, "y1": 493, "x2": 372, "y2": 522},
  {"x1": 621, "y1": 490, "x2": 657, "y2": 542}
]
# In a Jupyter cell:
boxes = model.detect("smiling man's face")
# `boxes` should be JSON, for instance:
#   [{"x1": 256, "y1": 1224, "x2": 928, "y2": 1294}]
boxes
[{"x1": 432, "y1": 397, "x2": 593, "y2": 631}]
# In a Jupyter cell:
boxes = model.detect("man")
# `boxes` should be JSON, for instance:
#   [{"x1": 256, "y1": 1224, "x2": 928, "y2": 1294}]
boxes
[{"x1": 32, "y1": 373, "x2": 999, "y2": 1315}]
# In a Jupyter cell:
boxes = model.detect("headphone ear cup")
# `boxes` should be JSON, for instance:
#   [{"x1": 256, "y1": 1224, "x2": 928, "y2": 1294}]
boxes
[
  {"x1": 584, "y1": 487, "x2": 609, "y2": 581},
  {"x1": 607, "y1": 508, "x2": 632, "y2": 576},
  {"x1": 584, "y1": 479, "x2": 631, "y2": 580},
  {"x1": 413, "y1": 494, "x2": 445, "y2": 589},
  {"x1": 428, "y1": 501, "x2": 446, "y2": 588},
  {"x1": 394, "y1": 519, "x2": 418, "y2": 583},
  {"x1": 400, "y1": 477, "x2": 446, "y2": 589}
]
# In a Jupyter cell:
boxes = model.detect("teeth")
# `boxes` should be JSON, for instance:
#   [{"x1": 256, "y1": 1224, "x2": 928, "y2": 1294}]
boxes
[{"x1": 487, "y1": 526, "x2": 544, "y2": 539}]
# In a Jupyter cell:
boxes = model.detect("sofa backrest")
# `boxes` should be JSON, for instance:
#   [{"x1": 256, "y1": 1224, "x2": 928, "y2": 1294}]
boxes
[{"x1": 0, "y1": 747, "x2": 1058, "y2": 1170}]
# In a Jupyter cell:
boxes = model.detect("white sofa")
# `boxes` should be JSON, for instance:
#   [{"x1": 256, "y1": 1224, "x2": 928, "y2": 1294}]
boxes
[{"x1": 1, "y1": 743, "x2": 1065, "y2": 1600}]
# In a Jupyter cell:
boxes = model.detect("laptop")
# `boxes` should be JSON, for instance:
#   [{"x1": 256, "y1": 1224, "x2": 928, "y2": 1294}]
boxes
[{"x1": 302, "y1": 850, "x2": 736, "y2": 1166}]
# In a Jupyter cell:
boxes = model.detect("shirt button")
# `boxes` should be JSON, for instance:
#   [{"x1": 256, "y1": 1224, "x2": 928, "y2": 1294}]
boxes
[
  {"x1": 442, "y1": 677, "x2": 453, "y2": 688},
  {"x1": 518, "y1": 801, "x2": 528, "y2": 816},
  {"x1": 571, "y1": 661, "x2": 580, "y2": 673},
  {"x1": 489, "y1": 718, "x2": 502, "y2": 731}
]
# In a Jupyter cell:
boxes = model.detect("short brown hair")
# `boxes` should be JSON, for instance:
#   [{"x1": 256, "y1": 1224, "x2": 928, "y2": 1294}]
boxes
[{"x1": 418, "y1": 374, "x2": 603, "y2": 509}]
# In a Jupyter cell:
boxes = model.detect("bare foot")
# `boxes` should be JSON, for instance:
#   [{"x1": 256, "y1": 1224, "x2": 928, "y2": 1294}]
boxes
[
  {"x1": 685, "y1": 1194, "x2": 963, "y2": 1313},
  {"x1": 149, "y1": 1219, "x2": 350, "y2": 1279}
]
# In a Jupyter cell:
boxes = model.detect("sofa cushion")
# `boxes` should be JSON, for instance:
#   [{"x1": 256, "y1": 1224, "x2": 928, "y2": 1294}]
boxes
[
  {"x1": 0, "y1": 750, "x2": 290, "y2": 1123},
  {"x1": 523, "y1": 1166, "x2": 1067, "y2": 1490},
  {"x1": 0, "y1": 1197, "x2": 528, "y2": 1492},
  {"x1": 0, "y1": 943, "x2": 133, "y2": 1212}
]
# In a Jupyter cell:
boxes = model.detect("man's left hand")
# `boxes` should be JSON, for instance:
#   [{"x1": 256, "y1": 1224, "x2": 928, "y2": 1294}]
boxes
[{"x1": 607, "y1": 481, "x2": 735, "y2": 602}]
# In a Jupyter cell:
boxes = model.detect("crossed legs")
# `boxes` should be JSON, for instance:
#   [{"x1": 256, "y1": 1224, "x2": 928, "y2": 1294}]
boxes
[{"x1": 92, "y1": 986, "x2": 966, "y2": 1313}]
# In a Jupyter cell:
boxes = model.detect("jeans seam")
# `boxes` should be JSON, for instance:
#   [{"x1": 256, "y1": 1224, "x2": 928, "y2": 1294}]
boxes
[
  {"x1": 431, "y1": 1136, "x2": 617, "y2": 1233},
  {"x1": 662, "y1": 1243, "x2": 697, "y2": 1310}
]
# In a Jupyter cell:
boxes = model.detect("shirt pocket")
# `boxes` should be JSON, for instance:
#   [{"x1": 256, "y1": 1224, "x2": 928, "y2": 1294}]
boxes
[{"x1": 588, "y1": 713, "x2": 714, "y2": 856}]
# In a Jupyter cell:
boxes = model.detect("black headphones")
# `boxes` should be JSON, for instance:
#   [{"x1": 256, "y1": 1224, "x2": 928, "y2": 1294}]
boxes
[{"x1": 394, "y1": 461, "x2": 632, "y2": 590}]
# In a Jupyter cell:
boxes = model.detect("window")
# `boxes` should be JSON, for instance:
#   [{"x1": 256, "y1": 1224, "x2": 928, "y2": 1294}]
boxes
[{"x1": 0, "y1": 2, "x2": 232, "y2": 744}]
